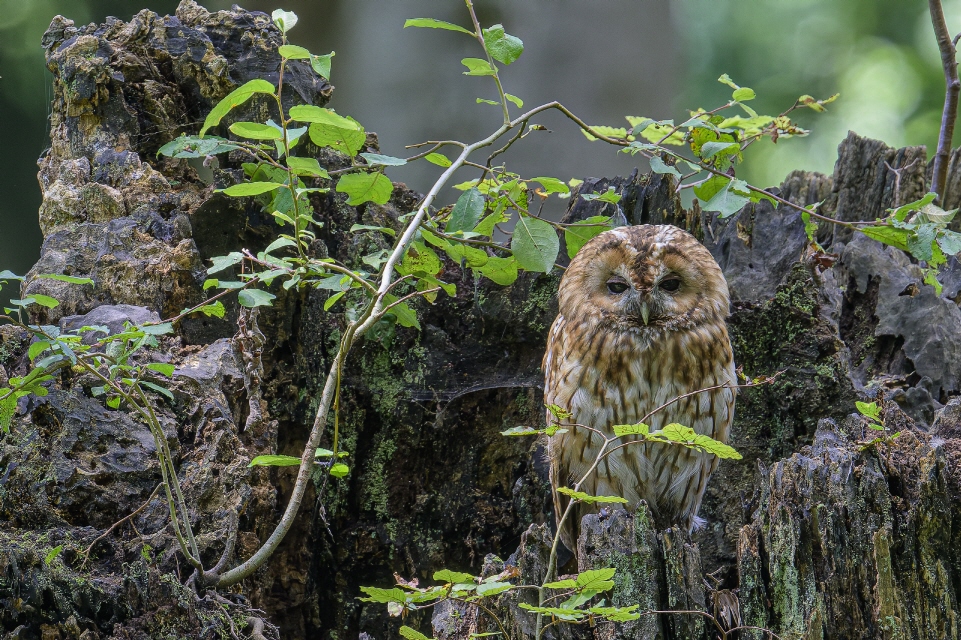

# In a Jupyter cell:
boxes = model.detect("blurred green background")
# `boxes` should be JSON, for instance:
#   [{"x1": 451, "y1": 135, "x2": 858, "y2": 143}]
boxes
[{"x1": 1, "y1": 0, "x2": 958, "y2": 287}]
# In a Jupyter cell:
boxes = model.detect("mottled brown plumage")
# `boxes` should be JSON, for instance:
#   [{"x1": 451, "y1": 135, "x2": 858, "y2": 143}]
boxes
[{"x1": 542, "y1": 224, "x2": 735, "y2": 552}]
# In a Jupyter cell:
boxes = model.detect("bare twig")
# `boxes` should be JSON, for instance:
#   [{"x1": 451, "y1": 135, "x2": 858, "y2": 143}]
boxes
[
  {"x1": 80, "y1": 483, "x2": 163, "y2": 568},
  {"x1": 929, "y1": 0, "x2": 960, "y2": 200}
]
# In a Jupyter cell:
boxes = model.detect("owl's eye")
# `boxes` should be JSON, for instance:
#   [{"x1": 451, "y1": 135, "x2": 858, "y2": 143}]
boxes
[
  {"x1": 607, "y1": 279, "x2": 629, "y2": 294},
  {"x1": 659, "y1": 278, "x2": 682, "y2": 292}
]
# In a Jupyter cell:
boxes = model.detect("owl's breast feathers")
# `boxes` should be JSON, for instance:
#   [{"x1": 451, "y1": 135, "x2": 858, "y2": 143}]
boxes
[{"x1": 544, "y1": 308, "x2": 736, "y2": 539}]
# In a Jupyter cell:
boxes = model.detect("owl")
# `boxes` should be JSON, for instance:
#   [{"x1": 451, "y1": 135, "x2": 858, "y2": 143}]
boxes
[{"x1": 542, "y1": 224, "x2": 736, "y2": 553}]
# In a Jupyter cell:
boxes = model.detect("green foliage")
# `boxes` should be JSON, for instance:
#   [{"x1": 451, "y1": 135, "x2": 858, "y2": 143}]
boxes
[{"x1": 556, "y1": 487, "x2": 629, "y2": 504}]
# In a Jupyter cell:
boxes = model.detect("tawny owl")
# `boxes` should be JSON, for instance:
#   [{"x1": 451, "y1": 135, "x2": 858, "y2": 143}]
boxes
[{"x1": 542, "y1": 224, "x2": 736, "y2": 552}]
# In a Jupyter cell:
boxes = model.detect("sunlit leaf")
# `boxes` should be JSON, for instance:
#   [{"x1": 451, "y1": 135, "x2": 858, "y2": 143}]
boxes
[
  {"x1": 556, "y1": 486, "x2": 628, "y2": 504},
  {"x1": 404, "y1": 18, "x2": 473, "y2": 35},
  {"x1": 271, "y1": 9, "x2": 298, "y2": 32},
  {"x1": 37, "y1": 274, "x2": 94, "y2": 286},
  {"x1": 424, "y1": 152, "x2": 452, "y2": 167},
  {"x1": 249, "y1": 454, "x2": 301, "y2": 467},
  {"x1": 278, "y1": 44, "x2": 310, "y2": 60},
  {"x1": 336, "y1": 172, "x2": 393, "y2": 206},
  {"x1": 461, "y1": 58, "x2": 496, "y2": 76},
  {"x1": 219, "y1": 182, "x2": 286, "y2": 197},
  {"x1": 199, "y1": 79, "x2": 275, "y2": 137},
  {"x1": 229, "y1": 122, "x2": 283, "y2": 140},
  {"x1": 564, "y1": 216, "x2": 612, "y2": 259}
]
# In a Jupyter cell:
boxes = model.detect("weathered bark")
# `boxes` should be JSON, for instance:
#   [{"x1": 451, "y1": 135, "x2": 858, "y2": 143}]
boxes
[{"x1": 4, "y1": 2, "x2": 961, "y2": 639}]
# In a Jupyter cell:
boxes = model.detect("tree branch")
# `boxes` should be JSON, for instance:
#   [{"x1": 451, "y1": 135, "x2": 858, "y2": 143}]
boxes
[{"x1": 929, "y1": 0, "x2": 959, "y2": 200}]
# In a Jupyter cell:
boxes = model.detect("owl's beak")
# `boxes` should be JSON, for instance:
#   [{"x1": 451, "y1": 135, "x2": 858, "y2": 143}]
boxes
[{"x1": 640, "y1": 301, "x2": 650, "y2": 326}]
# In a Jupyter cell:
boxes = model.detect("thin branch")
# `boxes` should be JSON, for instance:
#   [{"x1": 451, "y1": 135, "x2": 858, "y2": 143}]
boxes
[
  {"x1": 929, "y1": 0, "x2": 960, "y2": 200},
  {"x1": 80, "y1": 483, "x2": 163, "y2": 568}
]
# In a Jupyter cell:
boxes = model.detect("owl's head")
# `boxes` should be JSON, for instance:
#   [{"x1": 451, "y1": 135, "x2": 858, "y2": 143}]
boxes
[{"x1": 558, "y1": 225, "x2": 729, "y2": 333}]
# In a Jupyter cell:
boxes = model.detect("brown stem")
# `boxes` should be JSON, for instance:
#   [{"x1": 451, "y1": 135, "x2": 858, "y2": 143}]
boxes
[{"x1": 929, "y1": 0, "x2": 960, "y2": 200}]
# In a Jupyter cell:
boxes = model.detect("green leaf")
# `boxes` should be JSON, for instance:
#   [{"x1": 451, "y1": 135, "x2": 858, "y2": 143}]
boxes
[
  {"x1": 28, "y1": 294, "x2": 59, "y2": 309},
  {"x1": 271, "y1": 9, "x2": 298, "y2": 32},
  {"x1": 106, "y1": 396, "x2": 122, "y2": 409},
  {"x1": 589, "y1": 604, "x2": 641, "y2": 622},
  {"x1": 482, "y1": 24, "x2": 524, "y2": 65},
  {"x1": 219, "y1": 182, "x2": 286, "y2": 197},
  {"x1": 37, "y1": 274, "x2": 94, "y2": 286},
  {"x1": 649, "y1": 156, "x2": 681, "y2": 177},
  {"x1": 264, "y1": 237, "x2": 298, "y2": 254},
  {"x1": 476, "y1": 581, "x2": 512, "y2": 596},
  {"x1": 329, "y1": 462, "x2": 350, "y2": 477},
  {"x1": 543, "y1": 578, "x2": 578, "y2": 589},
  {"x1": 44, "y1": 545, "x2": 63, "y2": 566},
  {"x1": 399, "y1": 626, "x2": 433, "y2": 640},
  {"x1": 199, "y1": 79, "x2": 275, "y2": 137},
  {"x1": 732, "y1": 87, "x2": 756, "y2": 101},
  {"x1": 612, "y1": 423, "x2": 650, "y2": 437},
  {"x1": 580, "y1": 188, "x2": 621, "y2": 204},
  {"x1": 531, "y1": 176, "x2": 569, "y2": 195},
  {"x1": 501, "y1": 426, "x2": 541, "y2": 437},
  {"x1": 158, "y1": 135, "x2": 240, "y2": 158},
  {"x1": 384, "y1": 294, "x2": 420, "y2": 330},
  {"x1": 505, "y1": 93, "x2": 524, "y2": 108},
  {"x1": 576, "y1": 568, "x2": 616, "y2": 591},
  {"x1": 699, "y1": 141, "x2": 740, "y2": 160},
  {"x1": 860, "y1": 225, "x2": 911, "y2": 252},
  {"x1": 0, "y1": 393, "x2": 16, "y2": 433},
  {"x1": 360, "y1": 153, "x2": 407, "y2": 167},
  {"x1": 140, "y1": 322, "x2": 174, "y2": 335},
  {"x1": 556, "y1": 487, "x2": 629, "y2": 504},
  {"x1": 511, "y1": 216, "x2": 559, "y2": 273},
  {"x1": 238, "y1": 289, "x2": 277, "y2": 308},
  {"x1": 28, "y1": 341, "x2": 51, "y2": 361},
  {"x1": 693, "y1": 176, "x2": 749, "y2": 218},
  {"x1": 0, "y1": 270, "x2": 24, "y2": 281},
  {"x1": 278, "y1": 44, "x2": 310, "y2": 60},
  {"x1": 476, "y1": 256, "x2": 518, "y2": 286},
  {"x1": 350, "y1": 224, "x2": 397, "y2": 237},
  {"x1": 336, "y1": 173, "x2": 393, "y2": 206},
  {"x1": 193, "y1": 302, "x2": 226, "y2": 318},
  {"x1": 359, "y1": 586, "x2": 408, "y2": 603},
  {"x1": 140, "y1": 380, "x2": 174, "y2": 402},
  {"x1": 146, "y1": 363, "x2": 175, "y2": 378},
  {"x1": 517, "y1": 603, "x2": 586, "y2": 621},
  {"x1": 399, "y1": 242, "x2": 442, "y2": 277},
  {"x1": 315, "y1": 447, "x2": 348, "y2": 458},
  {"x1": 647, "y1": 423, "x2": 742, "y2": 459},
  {"x1": 424, "y1": 153, "x2": 452, "y2": 167},
  {"x1": 446, "y1": 188, "x2": 486, "y2": 233},
  {"x1": 461, "y1": 58, "x2": 497, "y2": 76},
  {"x1": 289, "y1": 105, "x2": 360, "y2": 130},
  {"x1": 309, "y1": 121, "x2": 367, "y2": 157},
  {"x1": 229, "y1": 122, "x2": 282, "y2": 141},
  {"x1": 717, "y1": 73, "x2": 737, "y2": 89},
  {"x1": 856, "y1": 401, "x2": 882, "y2": 421},
  {"x1": 564, "y1": 216, "x2": 612, "y2": 259},
  {"x1": 434, "y1": 569, "x2": 475, "y2": 584},
  {"x1": 324, "y1": 290, "x2": 346, "y2": 311},
  {"x1": 310, "y1": 52, "x2": 334, "y2": 79},
  {"x1": 249, "y1": 454, "x2": 301, "y2": 467},
  {"x1": 404, "y1": 18, "x2": 473, "y2": 35},
  {"x1": 938, "y1": 229, "x2": 961, "y2": 256},
  {"x1": 286, "y1": 156, "x2": 330, "y2": 179},
  {"x1": 907, "y1": 224, "x2": 937, "y2": 262},
  {"x1": 208, "y1": 252, "x2": 244, "y2": 275}
]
